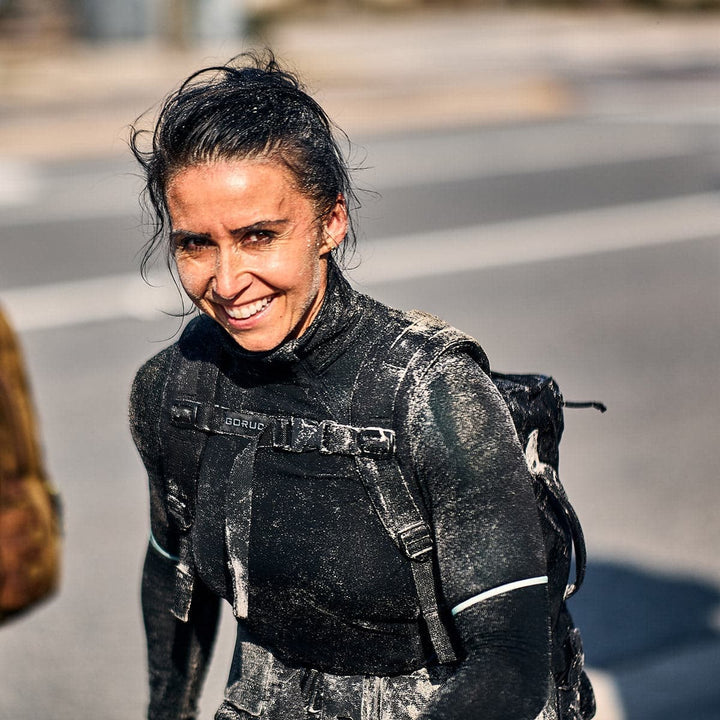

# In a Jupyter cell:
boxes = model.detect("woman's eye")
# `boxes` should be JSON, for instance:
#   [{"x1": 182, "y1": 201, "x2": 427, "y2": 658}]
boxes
[
  {"x1": 244, "y1": 231, "x2": 274, "y2": 246},
  {"x1": 175, "y1": 236, "x2": 210, "y2": 253}
]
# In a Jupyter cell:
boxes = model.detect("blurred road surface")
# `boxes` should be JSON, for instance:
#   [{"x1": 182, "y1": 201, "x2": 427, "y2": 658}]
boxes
[{"x1": 0, "y1": 8, "x2": 719, "y2": 720}]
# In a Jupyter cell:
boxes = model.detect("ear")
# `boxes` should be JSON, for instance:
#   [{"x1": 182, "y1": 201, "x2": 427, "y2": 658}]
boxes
[{"x1": 318, "y1": 195, "x2": 348, "y2": 255}]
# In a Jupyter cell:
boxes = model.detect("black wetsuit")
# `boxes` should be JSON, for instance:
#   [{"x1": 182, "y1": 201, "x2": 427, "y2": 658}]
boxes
[{"x1": 130, "y1": 267, "x2": 551, "y2": 720}]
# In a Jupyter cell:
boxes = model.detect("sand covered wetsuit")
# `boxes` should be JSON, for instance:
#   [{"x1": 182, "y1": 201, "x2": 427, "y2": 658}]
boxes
[{"x1": 130, "y1": 266, "x2": 551, "y2": 720}]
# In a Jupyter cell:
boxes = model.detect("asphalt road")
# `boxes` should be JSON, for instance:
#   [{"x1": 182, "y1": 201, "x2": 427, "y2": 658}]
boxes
[{"x1": 0, "y1": 113, "x2": 719, "y2": 720}]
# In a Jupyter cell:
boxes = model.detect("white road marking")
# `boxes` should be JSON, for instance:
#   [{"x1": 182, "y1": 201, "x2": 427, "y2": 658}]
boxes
[
  {"x1": 0, "y1": 158, "x2": 41, "y2": 207},
  {"x1": 0, "y1": 144, "x2": 706, "y2": 226},
  {"x1": 0, "y1": 273, "x2": 184, "y2": 332},
  {"x1": 348, "y1": 192, "x2": 720, "y2": 287},
  {"x1": 1, "y1": 193, "x2": 718, "y2": 333}
]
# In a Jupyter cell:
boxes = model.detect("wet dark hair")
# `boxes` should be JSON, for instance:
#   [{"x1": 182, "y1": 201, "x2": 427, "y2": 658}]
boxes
[{"x1": 129, "y1": 50, "x2": 358, "y2": 277}]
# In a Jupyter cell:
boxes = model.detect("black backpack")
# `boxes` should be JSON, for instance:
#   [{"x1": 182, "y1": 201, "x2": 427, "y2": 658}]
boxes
[
  {"x1": 488, "y1": 372, "x2": 600, "y2": 720},
  {"x1": 160, "y1": 313, "x2": 601, "y2": 720}
]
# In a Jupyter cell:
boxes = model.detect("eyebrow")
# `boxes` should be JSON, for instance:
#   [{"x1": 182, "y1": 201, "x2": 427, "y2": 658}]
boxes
[
  {"x1": 170, "y1": 229, "x2": 209, "y2": 243},
  {"x1": 170, "y1": 219, "x2": 291, "y2": 242}
]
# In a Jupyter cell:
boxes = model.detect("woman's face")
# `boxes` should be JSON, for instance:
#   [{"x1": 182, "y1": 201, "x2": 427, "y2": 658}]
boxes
[{"x1": 166, "y1": 159, "x2": 347, "y2": 352}]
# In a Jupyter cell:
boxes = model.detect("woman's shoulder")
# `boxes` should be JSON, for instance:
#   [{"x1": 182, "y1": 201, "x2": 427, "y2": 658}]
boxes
[
  {"x1": 132, "y1": 341, "x2": 176, "y2": 400},
  {"x1": 359, "y1": 299, "x2": 490, "y2": 376},
  {"x1": 131, "y1": 315, "x2": 227, "y2": 419},
  {"x1": 132, "y1": 316, "x2": 220, "y2": 386},
  {"x1": 129, "y1": 344, "x2": 175, "y2": 449}
]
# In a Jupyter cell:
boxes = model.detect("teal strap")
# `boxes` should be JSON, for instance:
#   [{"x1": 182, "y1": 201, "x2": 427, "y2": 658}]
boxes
[{"x1": 149, "y1": 531, "x2": 179, "y2": 562}]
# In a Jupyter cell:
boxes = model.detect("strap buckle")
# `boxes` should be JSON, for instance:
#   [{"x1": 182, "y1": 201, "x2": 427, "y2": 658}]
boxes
[
  {"x1": 318, "y1": 423, "x2": 395, "y2": 456},
  {"x1": 398, "y1": 521, "x2": 433, "y2": 561},
  {"x1": 273, "y1": 419, "x2": 396, "y2": 456},
  {"x1": 273, "y1": 417, "x2": 320, "y2": 452},
  {"x1": 169, "y1": 399, "x2": 200, "y2": 427},
  {"x1": 357, "y1": 427, "x2": 395, "y2": 456}
]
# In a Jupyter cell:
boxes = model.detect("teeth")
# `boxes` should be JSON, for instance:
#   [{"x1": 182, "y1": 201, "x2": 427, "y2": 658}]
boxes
[{"x1": 226, "y1": 297, "x2": 271, "y2": 320}]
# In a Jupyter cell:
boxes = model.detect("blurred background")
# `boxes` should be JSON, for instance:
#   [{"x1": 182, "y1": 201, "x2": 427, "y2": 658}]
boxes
[{"x1": 0, "y1": 1, "x2": 719, "y2": 718}]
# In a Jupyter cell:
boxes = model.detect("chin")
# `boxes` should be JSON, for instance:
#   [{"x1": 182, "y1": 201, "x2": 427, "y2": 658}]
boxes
[{"x1": 229, "y1": 331, "x2": 284, "y2": 354}]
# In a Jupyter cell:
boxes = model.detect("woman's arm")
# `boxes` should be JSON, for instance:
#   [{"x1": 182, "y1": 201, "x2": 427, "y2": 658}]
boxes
[
  {"x1": 407, "y1": 351, "x2": 551, "y2": 720},
  {"x1": 142, "y1": 540, "x2": 220, "y2": 720},
  {"x1": 131, "y1": 356, "x2": 221, "y2": 720}
]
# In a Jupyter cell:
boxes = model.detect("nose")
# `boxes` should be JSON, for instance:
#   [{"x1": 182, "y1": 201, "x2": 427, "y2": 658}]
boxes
[{"x1": 211, "y1": 246, "x2": 252, "y2": 301}]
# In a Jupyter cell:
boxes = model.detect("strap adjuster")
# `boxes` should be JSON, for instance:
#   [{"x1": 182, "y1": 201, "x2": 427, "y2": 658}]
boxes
[
  {"x1": 273, "y1": 418, "x2": 396, "y2": 456},
  {"x1": 166, "y1": 492, "x2": 192, "y2": 531},
  {"x1": 398, "y1": 521, "x2": 433, "y2": 561},
  {"x1": 319, "y1": 423, "x2": 395, "y2": 456},
  {"x1": 357, "y1": 427, "x2": 395, "y2": 456},
  {"x1": 169, "y1": 400, "x2": 200, "y2": 427},
  {"x1": 273, "y1": 417, "x2": 320, "y2": 452}
]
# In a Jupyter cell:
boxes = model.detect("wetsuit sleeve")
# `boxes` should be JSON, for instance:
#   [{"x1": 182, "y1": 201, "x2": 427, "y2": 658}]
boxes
[
  {"x1": 406, "y1": 350, "x2": 551, "y2": 720},
  {"x1": 130, "y1": 353, "x2": 221, "y2": 720}
]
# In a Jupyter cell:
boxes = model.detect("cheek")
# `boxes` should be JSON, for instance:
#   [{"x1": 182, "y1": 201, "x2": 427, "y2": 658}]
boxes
[
  {"x1": 175, "y1": 257, "x2": 205, "y2": 298},
  {"x1": 296, "y1": 254, "x2": 323, "y2": 298},
  {"x1": 268, "y1": 247, "x2": 321, "y2": 291}
]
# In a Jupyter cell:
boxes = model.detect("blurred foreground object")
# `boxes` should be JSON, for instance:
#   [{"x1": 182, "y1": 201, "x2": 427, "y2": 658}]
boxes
[{"x1": 0, "y1": 306, "x2": 61, "y2": 624}]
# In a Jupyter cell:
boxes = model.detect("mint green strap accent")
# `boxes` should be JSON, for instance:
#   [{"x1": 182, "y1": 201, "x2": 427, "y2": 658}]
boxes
[{"x1": 451, "y1": 576, "x2": 548, "y2": 616}]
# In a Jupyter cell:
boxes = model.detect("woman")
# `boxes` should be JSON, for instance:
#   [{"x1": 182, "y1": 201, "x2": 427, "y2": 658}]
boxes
[{"x1": 129, "y1": 53, "x2": 551, "y2": 720}]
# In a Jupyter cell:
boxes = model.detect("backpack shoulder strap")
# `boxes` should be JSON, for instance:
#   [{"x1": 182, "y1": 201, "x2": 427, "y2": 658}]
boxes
[
  {"x1": 351, "y1": 310, "x2": 487, "y2": 427},
  {"x1": 349, "y1": 311, "x2": 486, "y2": 664},
  {"x1": 158, "y1": 316, "x2": 221, "y2": 621}
]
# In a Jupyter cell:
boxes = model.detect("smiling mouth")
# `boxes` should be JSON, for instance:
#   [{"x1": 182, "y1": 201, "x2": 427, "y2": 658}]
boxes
[{"x1": 223, "y1": 296, "x2": 273, "y2": 321}]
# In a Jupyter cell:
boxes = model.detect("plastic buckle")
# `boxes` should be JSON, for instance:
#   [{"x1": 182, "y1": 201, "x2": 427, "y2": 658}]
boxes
[
  {"x1": 319, "y1": 421, "x2": 355, "y2": 454},
  {"x1": 398, "y1": 522, "x2": 433, "y2": 561},
  {"x1": 274, "y1": 417, "x2": 320, "y2": 452},
  {"x1": 169, "y1": 400, "x2": 200, "y2": 427},
  {"x1": 357, "y1": 427, "x2": 395, "y2": 456}
]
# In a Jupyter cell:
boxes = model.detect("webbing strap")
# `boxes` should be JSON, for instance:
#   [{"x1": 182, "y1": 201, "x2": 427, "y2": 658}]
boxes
[
  {"x1": 524, "y1": 430, "x2": 587, "y2": 599},
  {"x1": 160, "y1": 331, "x2": 220, "y2": 622},
  {"x1": 225, "y1": 437, "x2": 258, "y2": 619},
  {"x1": 409, "y1": 560, "x2": 457, "y2": 664},
  {"x1": 546, "y1": 471, "x2": 586, "y2": 601},
  {"x1": 356, "y1": 456, "x2": 456, "y2": 664},
  {"x1": 349, "y1": 313, "x2": 486, "y2": 664},
  {"x1": 171, "y1": 533, "x2": 195, "y2": 622},
  {"x1": 169, "y1": 400, "x2": 395, "y2": 457},
  {"x1": 353, "y1": 437, "x2": 458, "y2": 664}
]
